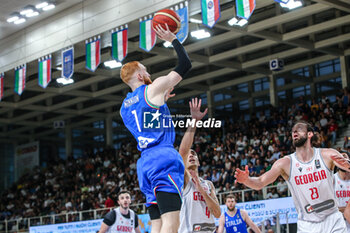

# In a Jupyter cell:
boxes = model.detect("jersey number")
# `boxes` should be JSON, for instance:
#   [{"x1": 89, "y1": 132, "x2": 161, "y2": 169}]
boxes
[
  {"x1": 206, "y1": 207, "x2": 210, "y2": 218},
  {"x1": 309, "y1": 187, "x2": 319, "y2": 200},
  {"x1": 131, "y1": 110, "x2": 141, "y2": 132}
]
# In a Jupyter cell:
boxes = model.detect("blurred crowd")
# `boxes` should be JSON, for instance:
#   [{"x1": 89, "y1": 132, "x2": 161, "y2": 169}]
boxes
[{"x1": 0, "y1": 88, "x2": 349, "y2": 226}]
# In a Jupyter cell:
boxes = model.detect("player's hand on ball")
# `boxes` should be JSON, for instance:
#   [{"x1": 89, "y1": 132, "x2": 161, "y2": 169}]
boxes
[
  {"x1": 235, "y1": 165, "x2": 249, "y2": 184},
  {"x1": 190, "y1": 98, "x2": 208, "y2": 121},
  {"x1": 154, "y1": 24, "x2": 177, "y2": 42}
]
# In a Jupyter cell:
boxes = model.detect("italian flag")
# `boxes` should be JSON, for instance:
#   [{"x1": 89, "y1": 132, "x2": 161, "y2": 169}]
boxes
[
  {"x1": 201, "y1": 0, "x2": 220, "y2": 28},
  {"x1": 112, "y1": 26, "x2": 128, "y2": 62},
  {"x1": 86, "y1": 37, "x2": 101, "y2": 72},
  {"x1": 0, "y1": 73, "x2": 4, "y2": 101},
  {"x1": 14, "y1": 65, "x2": 26, "y2": 95},
  {"x1": 139, "y1": 18, "x2": 156, "y2": 52},
  {"x1": 236, "y1": 0, "x2": 256, "y2": 19},
  {"x1": 38, "y1": 56, "x2": 51, "y2": 89}
]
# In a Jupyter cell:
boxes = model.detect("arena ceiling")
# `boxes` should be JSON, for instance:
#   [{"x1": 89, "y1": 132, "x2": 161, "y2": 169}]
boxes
[{"x1": 0, "y1": 0, "x2": 350, "y2": 144}]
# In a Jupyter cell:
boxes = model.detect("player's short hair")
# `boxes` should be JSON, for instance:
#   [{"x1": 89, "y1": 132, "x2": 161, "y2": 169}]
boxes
[
  {"x1": 190, "y1": 149, "x2": 197, "y2": 156},
  {"x1": 120, "y1": 61, "x2": 141, "y2": 84},
  {"x1": 117, "y1": 190, "x2": 131, "y2": 200},
  {"x1": 225, "y1": 194, "x2": 235, "y2": 202},
  {"x1": 293, "y1": 120, "x2": 314, "y2": 132}
]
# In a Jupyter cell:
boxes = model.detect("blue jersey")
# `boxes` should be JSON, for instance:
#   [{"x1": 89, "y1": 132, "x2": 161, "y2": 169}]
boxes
[
  {"x1": 120, "y1": 84, "x2": 175, "y2": 152},
  {"x1": 224, "y1": 209, "x2": 248, "y2": 233}
]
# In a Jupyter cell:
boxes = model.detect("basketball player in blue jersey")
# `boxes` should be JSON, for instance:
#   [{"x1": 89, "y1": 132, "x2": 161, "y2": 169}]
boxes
[
  {"x1": 217, "y1": 195, "x2": 261, "y2": 233},
  {"x1": 119, "y1": 24, "x2": 191, "y2": 233}
]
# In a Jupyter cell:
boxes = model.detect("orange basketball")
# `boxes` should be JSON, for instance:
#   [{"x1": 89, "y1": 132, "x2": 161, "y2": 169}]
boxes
[{"x1": 152, "y1": 9, "x2": 181, "y2": 34}]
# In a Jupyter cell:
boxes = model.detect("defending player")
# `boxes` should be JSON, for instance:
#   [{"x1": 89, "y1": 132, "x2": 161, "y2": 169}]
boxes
[
  {"x1": 217, "y1": 194, "x2": 261, "y2": 233},
  {"x1": 178, "y1": 98, "x2": 221, "y2": 233},
  {"x1": 235, "y1": 121, "x2": 348, "y2": 232},
  {"x1": 119, "y1": 24, "x2": 191, "y2": 233},
  {"x1": 99, "y1": 191, "x2": 141, "y2": 233},
  {"x1": 334, "y1": 151, "x2": 350, "y2": 232}
]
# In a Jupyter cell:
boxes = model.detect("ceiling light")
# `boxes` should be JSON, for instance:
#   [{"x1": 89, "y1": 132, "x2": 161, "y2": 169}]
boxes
[
  {"x1": 163, "y1": 41, "x2": 173, "y2": 48},
  {"x1": 190, "y1": 29, "x2": 211, "y2": 39},
  {"x1": 20, "y1": 6, "x2": 34, "y2": 16},
  {"x1": 57, "y1": 77, "x2": 74, "y2": 85},
  {"x1": 228, "y1": 17, "x2": 248, "y2": 27},
  {"x1": 14, "y1": 18, "x2": 26, "y2": 25},
  {"x1": 104, "y1": 60, "x2": 122, "y2": 69},
  {"x1": 26, "y1": 11, "x2": 39, "y2": 17},
  {"x1": 280, "y1": 0, "x2": 303, "y2": 10},
  {"x1": 7, "y1": 15, "x2": 19, "y2": 23},
  {"x1": 189, "y1": 18, "x2": 203, "y2": 24},
  {"x1": 43, "y1": 4, "x2": 55, "y2": 11},
  {"x1": 36, "y1": 2, "x2": 49, "y2": 9}
]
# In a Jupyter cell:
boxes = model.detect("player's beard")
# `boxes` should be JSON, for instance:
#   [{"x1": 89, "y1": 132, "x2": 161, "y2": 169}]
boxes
[
  {"x1": 293, "y1": 136, "x2": 308, "y2": 147},
  {"x1": 228, "y1": 206, "x2": 235, "y2": 212},
  {"x1": 143, "y1": 75, "x2": 152, "y2": 85}
]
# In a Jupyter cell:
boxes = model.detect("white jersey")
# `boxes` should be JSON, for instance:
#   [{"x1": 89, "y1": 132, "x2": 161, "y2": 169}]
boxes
[
  {"x1": 334, "y1": 172, "x2": 350, "y2": 207},
  {"x1": 107, "y1": 208, "x2": 136, "y2": 233},
  {"x1": 334, "y1": 172, "x2": 350, "y2": 233},
  {"x1": 286, "y1": 148, "x2": 338, "y2": 222},
  {"x1": 179, "y1": 178, "x2": 216, "y2": 233}
]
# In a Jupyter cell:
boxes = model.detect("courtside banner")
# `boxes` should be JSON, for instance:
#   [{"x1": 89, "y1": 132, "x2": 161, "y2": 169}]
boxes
[
  {"x1": 85, "y1": 36, "x2": 101, "y2": 72},
  {"x1": 38, "y1": 55, "x2": 52, "y2": 89},
  {"x1": 139, "y1": 16, "x2": 156, "y2": 52},
  {"x1": 62, "y1": 47, "x2": 74, "y2": 79},
  {"x1": 0, "y1": 73, "x2": 4, "y2": 101},
  {"x1": 175, "y1": 1, "x2": 189, "y2": 44},
  {"x1": 216, "y1": 197, "x2": 298, "y2": 225},
  {"x1": 236, "y1": 0, "x2": 256, "y2": 20},
  {"x1": 14, "y1": 64, "x2": 26, "y2": 95},
  {"x1": 201, "y1": 0, "x2": 221, "y2": 28},
  {"x1": 29, "y1": 219, "x2": 102, "y2": 233},
  {"x1": 112, "y1": 25, "x2": 128, "y2": 62}
]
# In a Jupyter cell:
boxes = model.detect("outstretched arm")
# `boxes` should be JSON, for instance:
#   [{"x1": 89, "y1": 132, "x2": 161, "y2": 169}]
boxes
[
  {"x1": 217, "y1": 214, "x2": 225, "y2": 233},
  {"x1": 323, "y1": 148, "x2": 350, "y2": 172},
  {"x1": 235, "y1": 157, "x2": 289, "y2": 190},
  {"x1": 147, "y1": 24, "x2": 192, "y2": 105},
  {"x1": 179, "y1": 98, "x2": 207, "y2": 185}
]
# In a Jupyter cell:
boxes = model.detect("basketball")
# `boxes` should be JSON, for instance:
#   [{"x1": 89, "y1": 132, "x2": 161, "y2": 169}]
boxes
[{"x1": 152, "y1": 9, "x2": 181, "y2": 34}]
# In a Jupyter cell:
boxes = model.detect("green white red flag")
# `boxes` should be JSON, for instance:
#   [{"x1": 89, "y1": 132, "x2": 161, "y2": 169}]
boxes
[
  {"x1": 85, "y1": 36, "x2": 101, "y2": 72},
  {"x1": 201, "y1": 0, "x2": 221, "y2": 28},
  {"x1": 236, "y1": 0, "x2": 256, "y2": 19},
  {"x1": 14, "y1": 65, "x2": 26, "y2": 95},
  {"x1": 112, "y1": 25, "x2": 128, "y2": 62},
  {"x1": 139, "y1": 16, "x2": 156, "y2": 52},
  {"x1": 38, "y1": 55, "x2": 52, "y2": 88}
]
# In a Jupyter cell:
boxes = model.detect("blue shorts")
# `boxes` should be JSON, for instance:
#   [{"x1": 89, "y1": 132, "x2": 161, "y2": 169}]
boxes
[{"x1": 137, "y1": 146, "x2": 184, "y2": 207}]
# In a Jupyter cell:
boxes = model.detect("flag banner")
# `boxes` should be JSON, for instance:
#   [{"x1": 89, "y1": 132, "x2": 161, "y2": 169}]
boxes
[
  {"x1": 175, "y1": 2, "x2": 189, "y2": 44},
  {"x1": 139, "y1": 16, "x2": 156, "y2": 52},
  {"x1": 201, "y1": 0, "x2": 221, "y2": 28},
  {"x1": 62, "y1": 47, "x2": 74, "y2": 79},
  {"x1": 274, "y1": 0, "x2": 289, "y2": 3},
  {"x1": 14, "y1": 65, "x2": 26, "y2": 95},
  {"x1": 236, "y1": 0, "x2": 256, "y2": 19},
  {"x1": 112, "y1": 25, "x2": 128, "y2": 62},
  {"x1": 0, "y1": 73, "x2": 4, "y2": 101},
  {"x1": 85, "y1": 36, "x2": 101, "y2": 72},
  {"x1": 38, "y1": 55, "x2": 52, "y2": 89}
]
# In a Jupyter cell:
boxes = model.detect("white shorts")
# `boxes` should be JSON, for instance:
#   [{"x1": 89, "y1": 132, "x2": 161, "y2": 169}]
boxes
[{"x1": 297, "y1": 211, "x2": 347, "y2": 233}]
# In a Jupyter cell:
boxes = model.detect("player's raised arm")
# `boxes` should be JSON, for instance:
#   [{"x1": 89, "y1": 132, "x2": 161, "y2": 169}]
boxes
[
  {"x1": 217, "y1": 214, "x2": 226, "y2": 233},
  {"x1": 147, "y1": 24, "x2": 192, "y2": 105},
  {"x1": 322, "y1": 148, "x2": 350, "y2": 172},
  {"x1": 235, "y1": 156, "x2": 290, "y2": 190}
]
